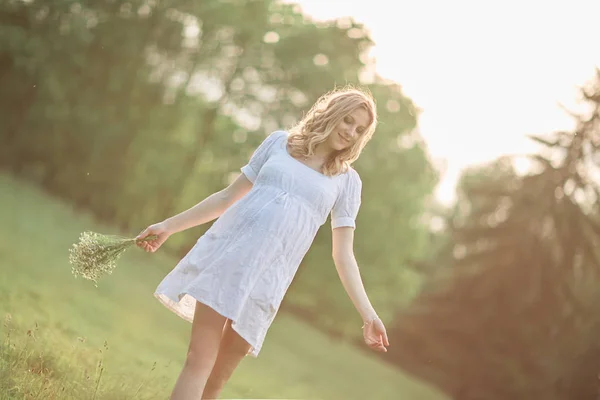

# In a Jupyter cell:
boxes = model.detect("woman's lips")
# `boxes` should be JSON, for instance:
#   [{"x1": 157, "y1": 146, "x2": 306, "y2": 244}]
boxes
[{"x1": 338, "y1": 132, "x2": 350, "y2": 143}]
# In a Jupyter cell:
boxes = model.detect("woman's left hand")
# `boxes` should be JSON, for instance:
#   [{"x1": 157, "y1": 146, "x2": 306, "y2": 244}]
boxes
[{"x1": 363, "y1": 317, "x2": 389, "y2": 353}]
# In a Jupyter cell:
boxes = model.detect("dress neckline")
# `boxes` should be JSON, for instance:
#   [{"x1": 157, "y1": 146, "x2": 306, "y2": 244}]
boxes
[{"x1": 283, "y1": 142, "x2": 329, "y2": 178}]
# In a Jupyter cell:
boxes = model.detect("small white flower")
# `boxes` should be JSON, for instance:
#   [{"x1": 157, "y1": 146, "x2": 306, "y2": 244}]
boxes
[{"x1": 69, "y1": 231, "x2": 137, "y2": 285}]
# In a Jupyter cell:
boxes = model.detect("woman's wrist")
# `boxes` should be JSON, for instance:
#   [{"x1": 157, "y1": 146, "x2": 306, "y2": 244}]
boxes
[
  {"x1": 360, "y1": 306, "x2": 379, "y2": 323},
  {"x1": 159, "y1": 220, "x2": 177, "y2": 235},
  {"x1": 361, "y1": 314, "x2": 380, "y2": 328}
]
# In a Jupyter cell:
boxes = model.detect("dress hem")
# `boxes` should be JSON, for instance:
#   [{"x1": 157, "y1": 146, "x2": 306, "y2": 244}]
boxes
[{"x1": 154, "y1": 291, "x2": 261, "y2": 358}]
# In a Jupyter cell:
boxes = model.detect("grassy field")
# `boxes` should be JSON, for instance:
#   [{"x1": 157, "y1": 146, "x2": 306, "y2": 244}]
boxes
[{"x1": 0, "y1": 172, "x2": 447, "y2": 400}]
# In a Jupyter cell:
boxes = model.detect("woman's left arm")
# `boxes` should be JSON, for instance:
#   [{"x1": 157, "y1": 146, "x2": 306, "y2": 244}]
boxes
[{"x1": 332, "y1": 226, "x2": 390, "y2": 353}]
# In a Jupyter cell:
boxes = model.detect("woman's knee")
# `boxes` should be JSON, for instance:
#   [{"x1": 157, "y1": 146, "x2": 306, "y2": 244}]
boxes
[
  {"x1": 211, "y1": 326, "x2": 251, "y2": 375},
  {"x1": 184, "y1": 302, "x2": 228, "y2": 372},
  {"x1": 183, "y1": 348, "x2": 215, "y2": 372}
]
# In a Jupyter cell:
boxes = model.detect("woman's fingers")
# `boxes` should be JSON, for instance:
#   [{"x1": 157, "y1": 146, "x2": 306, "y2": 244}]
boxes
[
  {"x1": 378, "y1": 335, "x2": 387, "y2": 352},
  {"x1": 377, "y1": 326, "x2": 389, "y2": 347},
  {"x1": 136, "y1": 228, "x2": 149, "y2": 241},
  {"x1": 136, "y1": 227, "x2": 161, "y2": 251},
  {"x1": 374, "y1": 321, "x2": 390, "y2": 347},
  {"x1": 365, "y1": 334, "x2": 384, "y2": 351},
  {"x1": 148, "y1": 239, "x2": 161, "y2": 252},
  {"x1": 366, "y1": 332, "x2": 388, "y2": 353},
  {"x1": 369, "y1": 340, "x2": 386, "y2": 352},
  {"x1": 139, "y1": 237, "x2": 154, "y2": 252},
  {"x1": 136, "y1": 225, "x2": 170, "y2": 253},
  {"x1": 136, "y1": 229, "x2": 150, "y2": 249}
]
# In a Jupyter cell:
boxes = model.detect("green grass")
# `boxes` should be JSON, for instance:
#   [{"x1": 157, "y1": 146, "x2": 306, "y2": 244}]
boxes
[{"x1": 0, "y1": 172, "x2": 447, "y2": 399}]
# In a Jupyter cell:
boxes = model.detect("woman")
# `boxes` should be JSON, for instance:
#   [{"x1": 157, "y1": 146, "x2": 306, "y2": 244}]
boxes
[{"x1": 136, "y1": 86, "x2": 390, "y2": 400}]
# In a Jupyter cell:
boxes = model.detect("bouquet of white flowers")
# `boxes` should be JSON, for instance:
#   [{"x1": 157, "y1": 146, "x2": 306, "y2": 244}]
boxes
[{"x1": 69, "y1": 231, "x2": 155, "y2": 285}]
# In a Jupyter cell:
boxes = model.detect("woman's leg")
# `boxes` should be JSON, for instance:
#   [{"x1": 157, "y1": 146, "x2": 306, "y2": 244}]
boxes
[
  {"x1": 202, "y1": 320, "x2": 252, "y2": 400},
  {"x1": 170, "y1": 302, "x2": 228, "y2": 400}
]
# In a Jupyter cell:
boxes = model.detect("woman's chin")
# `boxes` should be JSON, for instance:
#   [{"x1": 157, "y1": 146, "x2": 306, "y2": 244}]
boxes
[
  {"x1": 327, "y1": 137, "x2": 351, "y2": 152},
  {"x1": 333, "y1": 139, "x2": 349, "y2": 151}
]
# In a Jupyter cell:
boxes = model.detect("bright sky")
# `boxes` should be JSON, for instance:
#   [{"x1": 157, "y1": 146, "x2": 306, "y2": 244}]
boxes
[{"x1": 291, "y1": 0, "x2": 600, "y2": 204}]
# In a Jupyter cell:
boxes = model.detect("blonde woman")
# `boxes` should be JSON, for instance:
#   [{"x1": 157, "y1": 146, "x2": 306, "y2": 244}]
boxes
[{"x1": 137, "y1": 87, "x2": 390, "y2": 400}]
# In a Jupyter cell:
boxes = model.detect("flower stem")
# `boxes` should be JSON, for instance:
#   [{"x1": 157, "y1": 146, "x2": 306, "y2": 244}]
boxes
[{"x1": 133, "y1": 234, "x2": 158, "y2": 243}]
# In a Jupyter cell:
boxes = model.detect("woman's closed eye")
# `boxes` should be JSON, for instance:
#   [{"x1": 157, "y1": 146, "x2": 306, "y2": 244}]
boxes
[{"x1": 344, "y1": 116, "x2": 365, "y2": 135}]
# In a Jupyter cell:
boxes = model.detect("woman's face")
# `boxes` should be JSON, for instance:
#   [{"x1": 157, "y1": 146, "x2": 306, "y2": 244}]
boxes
[{"x1": 326, "y1": 107, "x2": 371, "y2": 151}]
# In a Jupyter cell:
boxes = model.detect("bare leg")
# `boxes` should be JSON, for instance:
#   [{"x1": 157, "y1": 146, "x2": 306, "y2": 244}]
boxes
[
  {"x1": 202, "y1": 320, "x2": 252, "y2": 400},
  {"x1": 171, "y1": 302, "x2": 227, "y2": 400}
]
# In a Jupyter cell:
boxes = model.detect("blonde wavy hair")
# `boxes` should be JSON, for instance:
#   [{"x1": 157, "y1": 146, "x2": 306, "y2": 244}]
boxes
[{"x1": 287, "y1": 86, "x2": 378, "y2": 176}]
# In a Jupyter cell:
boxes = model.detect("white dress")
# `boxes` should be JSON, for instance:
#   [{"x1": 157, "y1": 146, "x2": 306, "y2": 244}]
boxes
[{"x1": 154, "y1": 130, "x2": 362, "y2": 357}]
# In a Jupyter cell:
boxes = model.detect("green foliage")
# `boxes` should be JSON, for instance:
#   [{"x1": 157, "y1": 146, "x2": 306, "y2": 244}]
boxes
[
  {"x1": 0, "y1": 172, "x2": 447, "y2": 400},
  {"x1": 0, "y1": 0, "x2": 437, "y2": 339}
]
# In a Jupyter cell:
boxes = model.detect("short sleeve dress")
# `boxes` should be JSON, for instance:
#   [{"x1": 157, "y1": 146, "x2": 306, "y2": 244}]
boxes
[{"x1": 154, "y1": 130, "x2": 362, "y2": 357}]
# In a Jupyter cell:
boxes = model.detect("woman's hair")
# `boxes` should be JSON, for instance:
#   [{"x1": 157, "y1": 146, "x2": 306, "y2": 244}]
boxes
[{"x1": 287, "y1": 86, "x2": 378, "y2": 176}]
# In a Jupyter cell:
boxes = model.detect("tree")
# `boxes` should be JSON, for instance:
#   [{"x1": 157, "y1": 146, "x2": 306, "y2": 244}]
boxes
[
  {"x1": 386, "y1": 70, "x2": 600, "y2": 400},
  {"x1": 0, "y1": 0, "x2": 438, "y2": 341}
]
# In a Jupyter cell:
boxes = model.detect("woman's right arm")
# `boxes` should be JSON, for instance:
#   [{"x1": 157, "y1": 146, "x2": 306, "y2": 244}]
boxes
[
  {"x1": 163, "y1": 173, "x2": 252, "y2": 234},
  {"x1": 136, "y1": 173, "x2": 252, "y2": 252}
]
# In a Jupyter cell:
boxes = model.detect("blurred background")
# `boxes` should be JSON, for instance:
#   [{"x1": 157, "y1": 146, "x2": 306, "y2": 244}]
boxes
[{"x1": 1, "y1": 0, "x2": 600, "y2": 399}]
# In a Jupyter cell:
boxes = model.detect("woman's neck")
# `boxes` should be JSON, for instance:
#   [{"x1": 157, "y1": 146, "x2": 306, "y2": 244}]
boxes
[{"x1": 314, "y1": 142, "x2": 335, "y2": 159}]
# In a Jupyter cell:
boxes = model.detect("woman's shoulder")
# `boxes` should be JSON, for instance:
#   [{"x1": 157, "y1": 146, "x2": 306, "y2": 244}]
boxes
[
  {"x1": 345, "y1": 166, "x2": 361, "y2": 181},
  {"x1": 270, "y1": 130, "x2": 289, "y2": 151},
  {"x1": 268, "y1": 130, "x2": 289, "y2": 141},
  {"x1": 248, "y1": 130, "x2": 287, "y2": 153},
  {"x1": 259, "y1": 130, "x2": 288, "y2": 150},
  {"x1": 338, "y1": 166, "x2": 362, "y2": 189}
]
